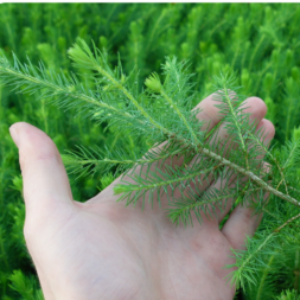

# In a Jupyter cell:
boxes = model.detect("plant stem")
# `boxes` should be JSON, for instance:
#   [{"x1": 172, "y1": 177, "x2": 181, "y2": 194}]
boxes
[
  {"x1": 95, "y1": 65, "x2": 168, "y2": 135},
  {"x1": 223, "y1": 86, "x2": 249, "y2": 170},
  {"x1": 274, "y1": 212, "x2": 300, "y2": 233},
  {"x1": 249, "y1": 34, "x2": 265, "y2": 71},
  {"x1": 238, "y1": 212, "x2": 300, "y2": 279},
  {"x1": 256, "y1": 254, "x2": 275, "y2": 300},
  {"x1": 174, "y1": 188, "x2": 262, "y2": 215},
  {"x1": 160, "y1": 88, "x2": 200, "y2": 146},
  {"x1": 0, "y1": 64, "x2": 140, "y2": 125},
  {"x1": 145, "y1": 9, "x2": 166, "y2": 54},
  {"x1": 119, "y1": 165, "x2": 220, "y2": 192},
  {"x1": 67, "y1": 146, "x2": 186, "y2": 168},
  {"x1": 200, "y1": 145, "x2": 300, "y2": 208}
]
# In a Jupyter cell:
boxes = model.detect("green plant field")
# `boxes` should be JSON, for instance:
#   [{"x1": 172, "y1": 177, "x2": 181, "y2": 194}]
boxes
[{"x1": 0, "y1": 3, "x2": 300, "y2": 300}]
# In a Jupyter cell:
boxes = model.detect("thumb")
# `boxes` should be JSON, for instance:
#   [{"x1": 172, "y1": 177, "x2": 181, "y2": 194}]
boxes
[{"x1": 9, "y1": 122, "x2": 73, "y2": 218}]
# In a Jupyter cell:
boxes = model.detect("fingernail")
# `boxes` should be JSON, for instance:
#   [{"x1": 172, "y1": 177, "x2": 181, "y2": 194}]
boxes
[{"x1": 9, "y1": 125, "x2": 20, "y2": 148}]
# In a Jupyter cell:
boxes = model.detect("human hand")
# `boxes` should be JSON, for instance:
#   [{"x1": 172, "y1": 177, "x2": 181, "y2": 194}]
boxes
[{"x1": 9, "y1": 94, "x2": 275, "y2": 300}]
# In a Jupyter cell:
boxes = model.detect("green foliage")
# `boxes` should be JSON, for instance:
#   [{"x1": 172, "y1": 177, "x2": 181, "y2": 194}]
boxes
[
  {"x1": 0, "y1": 3, "x2": 300, "y2": 300},
  {"x1": 9, "y1": 270, "x2": 43, "y2": 300},
  {"x1": 275, "y1": 289, "x2": 298, "y2": 300}
]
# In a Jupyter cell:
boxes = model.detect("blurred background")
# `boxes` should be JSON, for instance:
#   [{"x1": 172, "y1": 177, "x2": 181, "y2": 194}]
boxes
[{"x1": 0, "y1": 3, "x2": 300, "y2": 299}]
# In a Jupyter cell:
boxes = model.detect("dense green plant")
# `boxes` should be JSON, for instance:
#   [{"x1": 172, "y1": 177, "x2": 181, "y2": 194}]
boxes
[{"x1": 0, "y1": 3, "x2": 300, "y2": 300}]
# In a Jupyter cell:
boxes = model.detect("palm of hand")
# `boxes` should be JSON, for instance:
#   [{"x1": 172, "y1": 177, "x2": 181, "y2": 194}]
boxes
[
  {"x1": 31, "y1": 194, "x2": 236, "y2": 300},
  {"x1": 11, "y1": 94, "x2": 275, "y2": 300}
]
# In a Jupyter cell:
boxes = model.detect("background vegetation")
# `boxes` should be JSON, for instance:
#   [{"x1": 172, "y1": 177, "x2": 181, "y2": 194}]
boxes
[{"x1": 0, "y1": 3, "x2": 300, "y2": 299}]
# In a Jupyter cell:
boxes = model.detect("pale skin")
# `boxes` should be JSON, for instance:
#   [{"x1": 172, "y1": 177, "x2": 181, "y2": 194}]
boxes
[{"x1": 9, "y1": 94, "x2": 275, "y2": 300}]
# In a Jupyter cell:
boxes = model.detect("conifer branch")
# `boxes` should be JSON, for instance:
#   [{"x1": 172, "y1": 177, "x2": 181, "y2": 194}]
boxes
[
  {"x1": 167, "y1": 187, "x2": 262, "y2": 226},
  {"x1": 255, "y1": 253, "x2": 276, "y2": 300},
  {"x1": 2, "y1": 41, "x2": 300, "y2": 218},
  {"x1": 4, "y1": 49, "x2": 299, "y2": 211},
  {"x1": 248, "y1": 131, "x2": 289, "y2": 195},
  {"x1": 160, "y1": 87, "x2": 201, "y2": 146},
  {"x1": 273, "y1": 212, "x2": 300, "y2": 233},
  {"x1": 95, "y1": 65, "x2": 168, "y2": 134},
  {"x1": 229, "y1": 212, "x2": 300, "y2": 288},
  {"x1": 64, "y1": 144, "x2": 186, "y2": 176},
  {"x1": 284, "y1": 140, "x2": 299, "y2": 169},
  {"x1": 198, "y1": 147, "x2": 300, "y2": 208},
  {"x1": 115, "y1": 165, "x2": 218, "y2": 194},
  {"x1": 68, "y1": 40, "x2": 169, "y2": 136},
  {"x1": 0, "y1": 55, "x2": 139, "y2": 124},
  {"x1": 222, "y1": 86, "x2": 249, "y2": 169}
]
